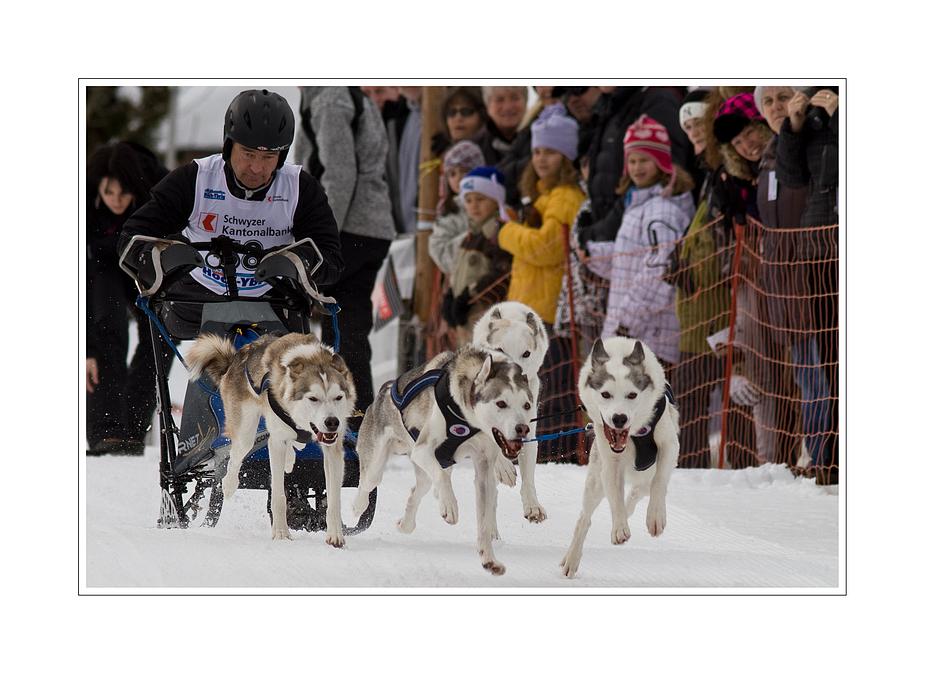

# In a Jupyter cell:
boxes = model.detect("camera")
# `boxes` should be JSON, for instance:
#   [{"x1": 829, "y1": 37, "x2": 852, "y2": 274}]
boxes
[
  {"x1": 803, "y1": 87, "x2": 837, "y2": 131},
  {"x1": 805, "y1": 104, "x2": 829, "y2": 131}
]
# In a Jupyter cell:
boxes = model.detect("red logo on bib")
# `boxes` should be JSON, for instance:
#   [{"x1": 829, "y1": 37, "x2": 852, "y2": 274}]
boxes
[{"x1": 199, "y1": 213, "x2": 218, "y2": 232}]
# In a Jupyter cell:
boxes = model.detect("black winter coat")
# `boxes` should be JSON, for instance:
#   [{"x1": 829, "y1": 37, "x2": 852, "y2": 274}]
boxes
[{"x1": 775, "y1": 107, "x2": 839, "y2": 233}]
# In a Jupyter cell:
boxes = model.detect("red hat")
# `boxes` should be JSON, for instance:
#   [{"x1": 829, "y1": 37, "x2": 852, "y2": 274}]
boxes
[{"x1": 622, "y1": 114, "x2": 674, "y2": 176}]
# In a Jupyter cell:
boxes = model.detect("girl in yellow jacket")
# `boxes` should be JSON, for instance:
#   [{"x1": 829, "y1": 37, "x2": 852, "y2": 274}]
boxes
[
  {"x1": 498, "y1": 103, "x2": 586, "y2": 324},
  {"x1": 498, "y1": 103, "x2": 586, "y2": 461}
]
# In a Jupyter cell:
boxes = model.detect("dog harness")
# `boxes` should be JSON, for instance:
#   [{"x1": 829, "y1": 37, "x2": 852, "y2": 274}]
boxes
[
  {"x1": 390, "y1": 368, "x2": 481, "y2": 469},
  {"x1": 631, "y1": 383, "x2": 676, "y2": 472},
  {"x1": 246, "y1": 364, "x2": 314, "y2": 445}
]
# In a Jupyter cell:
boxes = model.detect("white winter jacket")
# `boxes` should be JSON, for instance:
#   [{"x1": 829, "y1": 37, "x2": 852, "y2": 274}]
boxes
[{"x1": 586, "y1": 184, "x2": 696, "y2": 363}]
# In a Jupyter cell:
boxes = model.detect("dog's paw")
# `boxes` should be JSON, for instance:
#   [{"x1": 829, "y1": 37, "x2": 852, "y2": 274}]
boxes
[
  {"x1": 646, "y1": 505, "x2": 667, "y2": 537},
  {"x1": 611, "y1": 522, "x2": 631, "y2": 545},
  {"x1": 326, "y1": 531, "x2": 346, "y2": 548},
  {"x1": 396, "y1": 517, "x2": 416, "y2": 534},
  {"x1": 440, "y1": 497, "x2": 459, "y2": 525},
  {"x1": 272, "y1": 526, "x2": 292, "y2": 541},
  {"x1": 352, "y1": 492, "x2": 370, "y2": 519},
  {"x1": 559, "y1": 553, "x2": 580, "y2": 578},
  {"x1": 523, "y1": 504, "x2": 547, "y2": 523},
  {"x1": 221, "y1": 474, "x2": 239, "y2": 500},
  {"x1": 479, "y1": 552, "x2": 506, "y2": 576},
  {"x1": 496, "y1": 459, "x2": 517, "y2": 487}
]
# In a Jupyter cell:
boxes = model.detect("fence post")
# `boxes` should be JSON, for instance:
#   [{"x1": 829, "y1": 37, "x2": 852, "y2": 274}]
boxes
[
  {"x1": 561, "y1": 222, "x2": 588, "y2": 464},
  {"x1": 718, "y1": 220, "x2": 746, "y2": 470}
]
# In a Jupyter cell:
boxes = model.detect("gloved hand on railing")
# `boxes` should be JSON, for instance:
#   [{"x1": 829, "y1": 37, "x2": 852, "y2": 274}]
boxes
[
  {"x1": 254, "y1": 245, "x2": 317, "y2": 284},
  {"x1": 729, "y1": 375, "x2": 760, "y2": 406},
  {"x1": 133, "y1": 237, "x2": 203, "y2": 293}
]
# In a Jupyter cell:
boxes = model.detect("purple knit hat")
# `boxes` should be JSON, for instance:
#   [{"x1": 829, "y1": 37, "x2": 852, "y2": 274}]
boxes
[
  {"x1": 713, "y1": 92, "x2": 766, "y2": 143},
  {"x1": 443, "y1": 140, "x2": 485, "y2": 173}
]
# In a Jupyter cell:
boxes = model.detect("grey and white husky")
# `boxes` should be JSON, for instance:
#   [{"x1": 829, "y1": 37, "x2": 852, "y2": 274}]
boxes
[
  {"x1": 560, "y1": 337, "x2": 680, "y2": 578},
  {"x1": 351, "y1": 346, "x2": 534, "y2": 575},
  {"x1": 185, "y1": 332, "x2": 356, "y2": 546},
  {"x1": 471, "y1": 301, "x2": 549, "y2": 525}
]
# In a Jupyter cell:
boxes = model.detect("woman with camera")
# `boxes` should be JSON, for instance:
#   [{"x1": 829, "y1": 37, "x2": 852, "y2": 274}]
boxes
[{"x1": 775, "y1": 87, "x2": 840, "y2": 485}]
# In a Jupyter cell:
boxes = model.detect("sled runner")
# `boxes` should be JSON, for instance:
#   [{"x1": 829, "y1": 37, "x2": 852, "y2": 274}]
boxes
[{"x1": 119, "y1": 234, "x2": 377, "y2": 535}]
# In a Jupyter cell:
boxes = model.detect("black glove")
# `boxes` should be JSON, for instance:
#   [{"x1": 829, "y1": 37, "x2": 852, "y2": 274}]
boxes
[
  {"x1": 715, "y1": 171, "x2": 746, "y2": 230},
  {"x1": 441, "y1": 290, "x2": 458, "y2": 327},
  {"x1": 255, "y1": 246, "x2": 318, "y2": 284},
  {"x1": 134, "y1": 240, "x2": 203, "y2": 291},
  {"x1": 664, "y1": 244, "x2": 696, "y2": 295},
  {"x1": 430, "y1": 132, "x2": 451, "y2": 158},
  {"x1": 451, "y1": 287, "x2": 472, "y2": 327},
  {"x1": 441, "y1": 287, "x2": 471, "y2": 328}
]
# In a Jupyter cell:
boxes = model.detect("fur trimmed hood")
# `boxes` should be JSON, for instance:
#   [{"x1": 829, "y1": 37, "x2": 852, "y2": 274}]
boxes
[{"x1": 719, "y1": 120, "x2": 774, "y2": 181}]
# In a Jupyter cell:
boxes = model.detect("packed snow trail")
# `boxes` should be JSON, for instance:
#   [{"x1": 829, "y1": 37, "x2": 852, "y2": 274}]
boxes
[{"x1": 83, "y1": 450, "x2": 839, "y2": 591}]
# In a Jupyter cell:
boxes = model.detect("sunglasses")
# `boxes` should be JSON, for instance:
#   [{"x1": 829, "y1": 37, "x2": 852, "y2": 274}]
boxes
[{"x1": 446, "y1": 107, "x2": 476, "y2": 118}]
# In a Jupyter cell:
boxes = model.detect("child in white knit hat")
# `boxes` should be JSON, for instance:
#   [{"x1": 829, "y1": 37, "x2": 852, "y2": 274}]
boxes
[
  {"x1": 429, "y1": 140, "x2": 486, "y2": 275},
  {"x1": 442, "y1": 166, "x2": 516, "y2": 342}
]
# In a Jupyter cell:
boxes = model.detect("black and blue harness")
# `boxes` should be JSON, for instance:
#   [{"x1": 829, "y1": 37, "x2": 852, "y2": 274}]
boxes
[
  {"x1": 630, "y1": 383, "x2": 676, "y2": 472},
  {"x1": 390, "y1": 368, "x2": 480, "y2": 469},
  {"x1": 246, "y1": 363, "x2": 315, "y2": 445}
]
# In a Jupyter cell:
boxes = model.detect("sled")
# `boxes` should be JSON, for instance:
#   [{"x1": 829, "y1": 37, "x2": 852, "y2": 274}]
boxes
[{"x1": 119, "y1": 234, "x2": 376, "y2": 535}]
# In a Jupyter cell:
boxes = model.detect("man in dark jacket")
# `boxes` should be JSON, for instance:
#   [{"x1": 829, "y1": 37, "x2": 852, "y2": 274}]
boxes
[{"x1": 118, "y1": 89, "x2": 344, "y2": 337}]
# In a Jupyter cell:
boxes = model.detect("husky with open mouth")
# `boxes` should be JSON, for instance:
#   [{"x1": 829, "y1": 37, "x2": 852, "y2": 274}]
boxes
[
  {"x1": 351, "y1": 345, "x2": 533, "y2": 575},
  {"x1": 185, "y1": 331, "x2": 356, "y2": 546},
  {"x1": 560, "y1": 337, "x2": 680, "y2": 578},
  {"x1": 471, "y1": 302, "x2": 549, "y2": 526}
]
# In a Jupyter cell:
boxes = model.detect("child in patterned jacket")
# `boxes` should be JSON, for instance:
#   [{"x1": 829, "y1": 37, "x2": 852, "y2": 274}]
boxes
[{"x1": 584, "y1": 114, "x2": 697, "y2": 367}]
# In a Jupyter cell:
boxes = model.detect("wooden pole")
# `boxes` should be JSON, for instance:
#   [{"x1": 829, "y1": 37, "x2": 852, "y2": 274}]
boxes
[{"x1": 413, "y1": 85, "x2": 445, "y2": 322}]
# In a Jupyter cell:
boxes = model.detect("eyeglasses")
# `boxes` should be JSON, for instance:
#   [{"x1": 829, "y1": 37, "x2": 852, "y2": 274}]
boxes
[{"x1": 446, "y1": 107, "x2": 476, "y2": 118}]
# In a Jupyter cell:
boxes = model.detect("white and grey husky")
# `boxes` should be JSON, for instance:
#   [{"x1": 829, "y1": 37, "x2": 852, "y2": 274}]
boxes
[
  {"x1": 351, "y1": 346, "x2": 534, "y2": 575},
  {"x1": 185, "y1": 332, "x2": 356, "y2": 546},
  {"x1": 560, "y1": 337, "x2": 680, "y2": 578},
  {"x1": 471, "y1": 301, "x2": 549, "y2": 525}
]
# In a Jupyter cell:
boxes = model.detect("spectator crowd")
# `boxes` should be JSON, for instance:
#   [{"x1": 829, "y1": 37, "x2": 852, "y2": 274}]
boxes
[{"x1": 86, "y1": 84, "x2": 840, "y2": 485}]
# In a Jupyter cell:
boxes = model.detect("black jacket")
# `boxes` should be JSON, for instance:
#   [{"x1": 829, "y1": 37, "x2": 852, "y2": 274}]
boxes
[{"x1": 776, "y1": 105, "x2": 838, "y2": 230}]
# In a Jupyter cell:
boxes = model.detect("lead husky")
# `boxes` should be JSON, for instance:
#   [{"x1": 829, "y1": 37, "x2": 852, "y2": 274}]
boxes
[
  {"x1": 186, "y1": 332, "x2": 356, "y2": 547},
  {"x1": 351, "y1": 346, "x2": 534, "y2": 575},
  {"x1": 560, "y1": 337, "x2": 680, "y2": 578},
  {"x1": 471, "y1": 302, "x2": 549, "y2": 525}
]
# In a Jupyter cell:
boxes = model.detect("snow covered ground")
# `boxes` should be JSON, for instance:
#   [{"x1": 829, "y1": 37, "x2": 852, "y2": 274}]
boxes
[
  {"x1": 81, "y1": 288, "x2": 842, "y2": 593},
  {"x1": 83, "y1": 448, "x2": 840, "y2": 592}
]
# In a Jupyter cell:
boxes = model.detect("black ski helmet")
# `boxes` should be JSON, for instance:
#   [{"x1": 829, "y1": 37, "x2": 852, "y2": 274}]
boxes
[{"x1": 223, "y1": 89, "x2": 295, "y2": 168}]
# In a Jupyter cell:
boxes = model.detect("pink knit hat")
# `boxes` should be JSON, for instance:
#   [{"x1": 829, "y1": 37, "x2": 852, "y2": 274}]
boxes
[{"x1": 622, "y1": 114, "x2": 674, "y2": 176}]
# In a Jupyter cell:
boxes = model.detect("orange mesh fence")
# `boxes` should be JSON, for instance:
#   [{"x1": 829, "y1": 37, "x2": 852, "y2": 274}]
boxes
[{"x1": 423, "y1": 214, "x2": 838, "y2": 477}]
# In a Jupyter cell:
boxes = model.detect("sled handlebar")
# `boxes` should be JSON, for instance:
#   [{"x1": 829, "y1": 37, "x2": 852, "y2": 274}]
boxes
[{"x1": 118, "y1": 234, "x2": 334, "y2": 310}]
